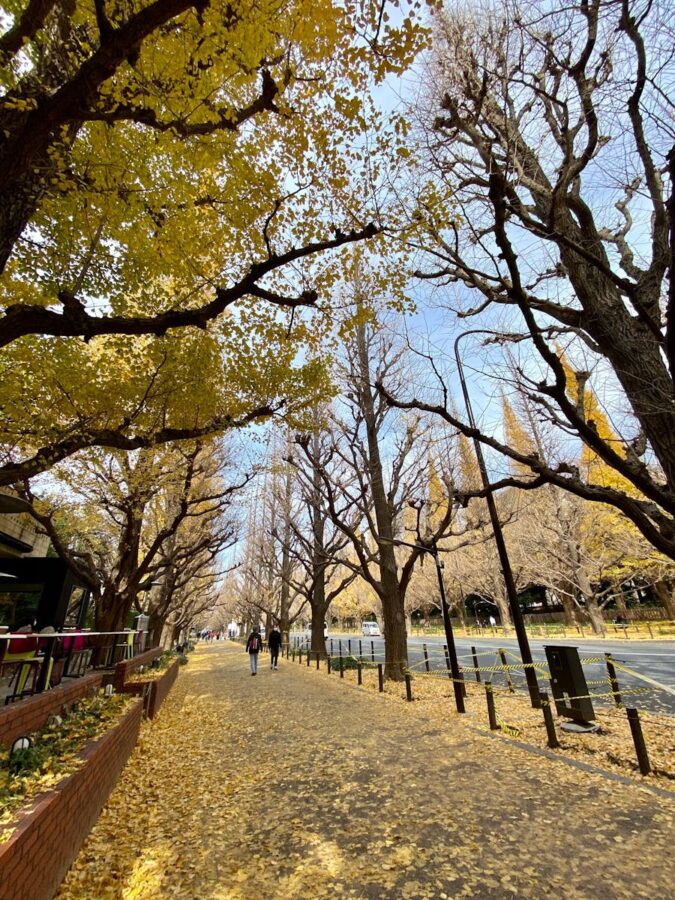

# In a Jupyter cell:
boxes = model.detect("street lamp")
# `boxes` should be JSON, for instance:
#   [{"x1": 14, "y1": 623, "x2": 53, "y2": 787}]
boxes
[
  {"x1": 138, "y1": 580, "x2": 162, "y2": 592},
  {"x1": 138, "y1": 580, "x2": 162, "y2": 614},
  {"x1": 454, "y1": 330, "x2": 540, "y2": 706},
  {"x1": 381, "y1": 535, "x2": 466, "y2": 714}
]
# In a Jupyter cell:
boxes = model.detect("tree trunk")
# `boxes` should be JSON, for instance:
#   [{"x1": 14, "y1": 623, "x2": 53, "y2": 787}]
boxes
[
  {"x1": 494, "y1": 594, "x2": 512, "y2": 634},
  {"x1": 95, "y1": 594, "x2": 128, "y2": 633},
  {"x1": 279, "y1": 448, "x2": 293, "y2": 648},
  {"x1": 560, "y1": 594, "x2": 578, "y2": 627},
  {"x1": 308, "y1": 432, "x2": 328, "y2": 659},
  {"x1": 451, "y1": 588, "x2": 467, "y2": 628},
  {"x1": 147, "y1": 608, "x2": 164, "y2": 648},
  {"x1": 552, "y1": 586, "x2": 578, "y2": 626},
  {"x1": 653, "y1": 580, "x2": 675, "y2": 619},
  {"x1": 380, "y1": 581, "x2": 408, "y2": 681},
  {"x1": 356, "y1": 322, "x2": 408, "y2": 679},
  {"x1": 584, "y1": 596, "x2": 606, "y2": 637},
  {"x1": 614, "y1": 592, "x2": 628, "y2": 616},
  {"x1": 310, "y1": 606, "x2": 329, "y2": 659}
]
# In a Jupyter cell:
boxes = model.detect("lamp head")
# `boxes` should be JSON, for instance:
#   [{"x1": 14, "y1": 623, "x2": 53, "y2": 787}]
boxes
[{"x1": 10, "y1": 736, "x2": 32, "y2": 755}]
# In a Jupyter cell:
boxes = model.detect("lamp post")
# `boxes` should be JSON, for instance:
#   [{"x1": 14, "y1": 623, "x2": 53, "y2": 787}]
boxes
[
  {"x1": 429, "y1": 536, "x2": 466, "y2": 713},
  {"x1": 454, "y1": 330, "x2": 540, "y2": 706},
  {"x1": 138, "y1": 580, "x2": 161, "y2": 610},
  {"x1": 381, "y1": 536, "x2": 465, "y2": 713}
]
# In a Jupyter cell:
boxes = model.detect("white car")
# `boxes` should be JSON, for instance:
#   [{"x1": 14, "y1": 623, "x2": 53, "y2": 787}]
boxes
[{"x1": 362, "y1": 621, "x2": 381, "y2": 637}]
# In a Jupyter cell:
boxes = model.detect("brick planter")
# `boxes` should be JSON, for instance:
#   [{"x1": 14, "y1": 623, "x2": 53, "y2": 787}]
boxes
[
  {"x1": 0, "y1": 673, "x2": 103, "y2": 749},
  {"x1": 113, "y1": 646, "x2": 162, "y2": 690},
  {"x1": 0, "y1": 697, "x2": 143, "y2": 900},
  {"x1": 121, "y1": 658, "x2": 180, "y2": 719}
]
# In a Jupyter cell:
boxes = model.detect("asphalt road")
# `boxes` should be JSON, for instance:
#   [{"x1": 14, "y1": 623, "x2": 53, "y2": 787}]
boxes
[{"x1": 298, "y1": 633, "x2": 675, "y2": 715}]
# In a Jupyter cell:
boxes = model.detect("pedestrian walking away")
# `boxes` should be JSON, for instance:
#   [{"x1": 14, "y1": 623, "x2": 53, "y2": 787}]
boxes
[
  {"x1": 268, "y1": 626, "x2": 282, "y2": 670},
  {"x1": 246, "y1": 627, "x2": 263, "y2": 675}
]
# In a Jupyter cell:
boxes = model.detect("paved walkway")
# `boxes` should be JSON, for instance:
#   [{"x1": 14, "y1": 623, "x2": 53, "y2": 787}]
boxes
[{"x1": 58, "y1": 645, "x2": 674, "y2": 899}]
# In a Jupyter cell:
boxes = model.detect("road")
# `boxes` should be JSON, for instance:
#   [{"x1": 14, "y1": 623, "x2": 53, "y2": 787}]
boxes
[{"x1": 296, "y1": 633, "x2": 675, "y2": 715}]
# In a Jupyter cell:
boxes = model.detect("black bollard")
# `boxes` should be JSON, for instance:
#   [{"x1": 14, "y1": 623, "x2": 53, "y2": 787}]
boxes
[
  {"x1": 378, "y1": 663, "x2": 383, "y2": 692},
  {"x1": 539, "y1": 692, "x2": 560, "y2": 749},
  {"x1": 485, "y1": 681, "x2": 498, "y2": 730},
  {"x1": 605, "y1": 653, "x2": 623, "y2": 708},
  {"x1": 471, "y1": 646, "x2": 481, "y2": 683},
  {"x1": 499, "y1": 649, "x2": 515, "y2": 693},
  {"x1": 627, "y1": 708, "x2": 651, "y2": 775}
]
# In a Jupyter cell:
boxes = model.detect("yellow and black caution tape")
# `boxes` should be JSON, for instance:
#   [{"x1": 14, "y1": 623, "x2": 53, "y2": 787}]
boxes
[
  {"x1": 551, "y1": 686, "x2": 651, "y2": 703},
  {"x1": 497, "y1": 720, "x2": 522, "y2": 738},
  {"x1": 610, "y1": 660, "x2": 675, "y2": 697},
  {"x1": 324, "y1": 650, "x2": 670, "y2": 703},
  {"x1": 435, "y1": 661, "x2": 543, "y2": 674}
]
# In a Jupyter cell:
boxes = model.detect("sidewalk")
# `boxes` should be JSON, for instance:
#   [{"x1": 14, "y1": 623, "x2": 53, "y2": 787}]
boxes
[{"x1": 58, "y1": 644, "x2": 674, "y2": 899}]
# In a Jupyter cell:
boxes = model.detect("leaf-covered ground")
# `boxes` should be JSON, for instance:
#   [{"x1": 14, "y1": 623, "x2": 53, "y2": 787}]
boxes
[
  {"x1": 58, "y1": 645, "x2": 674, "y2": 898},
  {"x1": 348, "y1": 665, "x2": 675, "y2": 787}
]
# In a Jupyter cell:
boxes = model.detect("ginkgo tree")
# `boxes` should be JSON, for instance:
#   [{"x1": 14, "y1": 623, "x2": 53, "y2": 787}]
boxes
[
  {"x1": 502, "y1": 384, "x2": 675, "y2": 630},
  {"x1": 0, "y1": 0, "x2": 427, "y2": 483},
  {"x1": 23, "y1": 437, "x2": 247, "y2": 632},
  {"x1": 0, "y1": 288, "x2": 331, "y2": 485}
]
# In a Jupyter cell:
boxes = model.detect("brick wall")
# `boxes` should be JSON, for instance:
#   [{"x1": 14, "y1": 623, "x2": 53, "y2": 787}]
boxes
[
  {"x1": 147, "y1": 659, "x2": 179, "y2": 719},
  {"x1": 120, "y1": 658, "x2": 180, "y2": 719},
  {"x1": 0, "y1": 673, "x2": 103, "y2": 748},
  {"x1": 113, "y1": 646, "x2": 162, "y2": 690},
  {"x1": 0, "y1": 698, "x2": 143, "y2": 900}
]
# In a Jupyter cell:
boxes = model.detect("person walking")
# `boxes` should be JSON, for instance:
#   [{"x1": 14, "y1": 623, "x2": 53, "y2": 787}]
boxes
[
  {"x1": 268, "y1": 626, "x2": 282, "y2": 670},
  {"x1": 246, "y1": 627, "x2": 263, "y2": 676}
]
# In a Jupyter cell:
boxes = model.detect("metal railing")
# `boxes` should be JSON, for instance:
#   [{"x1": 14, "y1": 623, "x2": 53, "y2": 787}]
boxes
[{"x1": 0, "y1": 629, "x2": 149, "y2": 703}]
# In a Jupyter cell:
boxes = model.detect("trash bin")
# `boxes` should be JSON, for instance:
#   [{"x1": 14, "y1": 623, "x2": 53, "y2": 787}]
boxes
[{"x1": 545, "y1": 645, "x2": 595, "y2": 724}]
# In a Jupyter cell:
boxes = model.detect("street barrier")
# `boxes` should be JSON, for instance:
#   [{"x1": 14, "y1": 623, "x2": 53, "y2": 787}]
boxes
[{"x1": 286, "y1": 634, "x2": 673, "y2": 779}]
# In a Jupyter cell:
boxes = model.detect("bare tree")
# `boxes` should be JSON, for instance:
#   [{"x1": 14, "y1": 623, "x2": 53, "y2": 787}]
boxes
[
  {"x1": 384, "y1": 0, "x2": 675, "y2": 559},
  {"x1": 299, "y1": 315, "x2": 464, "y2": 680},
  {"x1": 288, "y1": 426, "x2": 359, "y2": 657}
]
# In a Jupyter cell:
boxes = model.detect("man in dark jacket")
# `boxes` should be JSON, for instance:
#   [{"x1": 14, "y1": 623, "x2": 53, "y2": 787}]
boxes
[
  {"x1": 245, "y1": 627, "x2": 263, "y2": 675},
  {"x1": 268, "y1": 626, "x2": 282, "y2": 670}
]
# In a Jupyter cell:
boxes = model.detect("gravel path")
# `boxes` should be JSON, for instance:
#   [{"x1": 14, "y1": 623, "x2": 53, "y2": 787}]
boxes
[{"x1": 57, "y1": 643, "x2": 675, "y2": 899}]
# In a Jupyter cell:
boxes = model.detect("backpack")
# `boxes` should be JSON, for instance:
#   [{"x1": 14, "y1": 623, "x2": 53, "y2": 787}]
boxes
[{"x1": 250, "y1": 634, "x2": 260, "y2": 653}]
